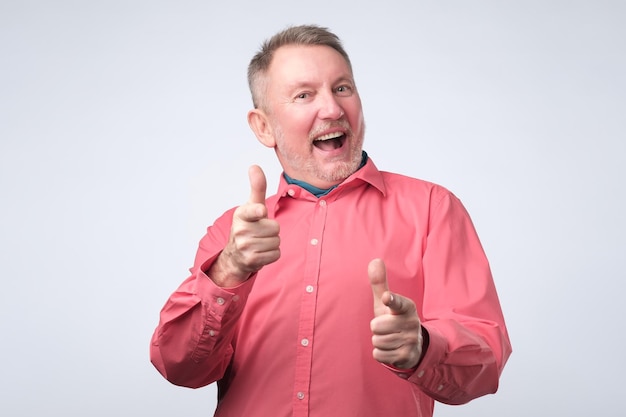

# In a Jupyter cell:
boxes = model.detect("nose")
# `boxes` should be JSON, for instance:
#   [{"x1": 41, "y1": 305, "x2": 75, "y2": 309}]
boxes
[{"x1": 317, "y1": 91, "x2": 345, "y2": 120}]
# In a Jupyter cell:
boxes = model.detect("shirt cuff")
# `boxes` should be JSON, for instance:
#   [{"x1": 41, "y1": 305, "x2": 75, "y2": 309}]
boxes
[{"x1": 381, "y1": 363, "x2": 419, "y2": 379}]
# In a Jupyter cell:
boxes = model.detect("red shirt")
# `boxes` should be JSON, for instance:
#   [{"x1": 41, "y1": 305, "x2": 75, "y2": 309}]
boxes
[{"x1": 150, "y1": 157, "x2": 511, "y2": 417}]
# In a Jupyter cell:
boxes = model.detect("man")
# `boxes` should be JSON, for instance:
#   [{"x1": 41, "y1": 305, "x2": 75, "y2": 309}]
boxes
[{"x1": 150, "y1": 25, "x2": 511, "y2": 417}]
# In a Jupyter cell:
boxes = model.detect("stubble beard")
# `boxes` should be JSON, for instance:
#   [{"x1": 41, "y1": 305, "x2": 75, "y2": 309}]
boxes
[{"x1": 273, "y1": 120, "x2": 365, "y2": 185}]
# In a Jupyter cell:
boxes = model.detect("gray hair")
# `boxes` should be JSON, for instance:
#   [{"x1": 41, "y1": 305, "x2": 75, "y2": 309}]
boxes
[{"x1": 247, "y1": 25, "x2": 352, "y2": 110}]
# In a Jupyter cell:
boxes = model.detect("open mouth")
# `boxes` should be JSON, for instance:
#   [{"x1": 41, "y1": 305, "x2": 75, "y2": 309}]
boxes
[{"x1": 313, "y1": 132, "x2": 346, "y2": 151}]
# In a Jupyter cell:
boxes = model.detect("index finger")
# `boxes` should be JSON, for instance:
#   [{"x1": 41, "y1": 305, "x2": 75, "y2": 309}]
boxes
[{"x1": 384, "y1": 292, "x2": 415, "y2": 316}]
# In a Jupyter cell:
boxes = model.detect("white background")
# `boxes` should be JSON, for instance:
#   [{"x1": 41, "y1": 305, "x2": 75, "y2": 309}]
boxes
[{"x1": 1, "y1": 1, "x2": 624, "y2": 416}]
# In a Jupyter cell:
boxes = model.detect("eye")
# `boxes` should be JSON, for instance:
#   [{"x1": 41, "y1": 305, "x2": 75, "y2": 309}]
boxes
[
  {"x1": 335, "y1": 85, "x2": 353, "y2": 96},
  {"x1": 294, "y1": 92, "x2": 311, "y2": 101}
]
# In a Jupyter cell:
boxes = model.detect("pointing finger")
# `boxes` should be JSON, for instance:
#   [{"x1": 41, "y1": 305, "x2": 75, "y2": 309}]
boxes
[
  {"x1": 384, "y1": 292, "x2": 415, "y2": 316},
  {"x1": 369, "y1": 259, "x2": 416, "y2": 317}
]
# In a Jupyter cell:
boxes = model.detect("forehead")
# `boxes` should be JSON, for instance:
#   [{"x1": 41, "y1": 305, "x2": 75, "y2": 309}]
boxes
[{"x1": 267, "y1": 44, "x2": 352, "y2": 85}]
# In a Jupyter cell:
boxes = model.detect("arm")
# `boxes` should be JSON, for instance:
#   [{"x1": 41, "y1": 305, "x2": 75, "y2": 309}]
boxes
[
  {"x1": 149, "y1": 272, "x2": 255, "y2": 388},
  {"x1": 149, "y1": 213, "x2": 252, "y2": 388},
  {"x1": 150, "y1": 165, "x2": 281, "y2": 388},
  {"x1": 411, "y1": 191, "x2": 511, "y2": 404},
  {"x1": 369, "y1": 190, "x2": 511, "y2": 404}
]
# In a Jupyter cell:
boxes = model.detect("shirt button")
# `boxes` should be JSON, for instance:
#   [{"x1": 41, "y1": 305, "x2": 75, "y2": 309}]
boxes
[
  {"x1": 301, "y1": 338, "x2": 309, "y2": 347},
  {"x1": 417, "y1": 370, "x2": 425, "y2": 378},
  {"x1": 319, "y1": 200, "x2": 326, "y2": 207},
  {"x1": 287, "y1": 189, "x2": 295, "y2": 197},
  {"x1": 209, "y1": 330, "x2": 216, "y2": 337},
  {"x1": 437, "y1": 384, "x2": 444, "y2": 391},
  {"x1": 216, "y1": 297, "x2": 225, "y2": 305},
  {"x1": 296, "y1": 392, "x2": 305, "y2": 400},
  {"x1": 310, "y1": 238, "x2": 318, "y2": 245},
  {"x1": 305, "y1": 285, "x2": 314, "y2": 293},
  {"x1": 232, "y1": 295, "x2": 240, "y2": 302}
]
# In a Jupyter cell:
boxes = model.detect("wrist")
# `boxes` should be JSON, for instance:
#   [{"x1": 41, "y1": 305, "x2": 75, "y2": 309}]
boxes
[{"x1": 206, "y1": 252, "x2": 252, "y2": 288}]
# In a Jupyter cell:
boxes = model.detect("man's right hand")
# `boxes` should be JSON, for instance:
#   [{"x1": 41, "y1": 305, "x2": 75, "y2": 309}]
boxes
[{"x1": 208, "y1": 165, "x2": 281, "y2": 287}]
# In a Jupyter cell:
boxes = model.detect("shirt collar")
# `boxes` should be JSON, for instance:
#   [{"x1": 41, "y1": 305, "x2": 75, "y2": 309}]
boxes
[
  {"x1": 282, "y1": 151, "x2": 369, "y2": 198},
  {"x1": 267, "y1": 153, "x2": 387, "y2": 214}
]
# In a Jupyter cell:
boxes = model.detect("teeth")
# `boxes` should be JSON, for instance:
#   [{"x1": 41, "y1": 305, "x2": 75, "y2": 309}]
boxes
[{"x1": 315, "y1": 132, "x2": 343, "y2": 141}]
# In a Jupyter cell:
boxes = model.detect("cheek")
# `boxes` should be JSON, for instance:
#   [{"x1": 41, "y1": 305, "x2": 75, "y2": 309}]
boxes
[
  {"x1": 279, "y1": 111, "x2": 316, "y2": 137},
  {"x1": 349, "y1": 110, "x2": 365, "y2": 135},
  {"x1": 344, "y1": 99, "x2": 364, "y2": 127}
]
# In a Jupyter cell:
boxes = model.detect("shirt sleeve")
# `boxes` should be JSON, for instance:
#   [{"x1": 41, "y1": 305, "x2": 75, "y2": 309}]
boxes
[
  {"x1": 149, "y1": 208, "x2": 255, "y2": 388},
  {"x1": 406, "y1": 189, "x2": 512, "y2": 404}
]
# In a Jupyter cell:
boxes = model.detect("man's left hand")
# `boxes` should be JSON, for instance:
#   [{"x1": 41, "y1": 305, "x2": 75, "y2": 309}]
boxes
[{"x1": 369, "y1": 258, "x2": 424, "y2": 370}]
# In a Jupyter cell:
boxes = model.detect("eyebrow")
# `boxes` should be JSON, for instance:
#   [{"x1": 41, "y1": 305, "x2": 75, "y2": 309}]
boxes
[{"x1": 284, "y1": 75, "x2": 355, "y2": 91}]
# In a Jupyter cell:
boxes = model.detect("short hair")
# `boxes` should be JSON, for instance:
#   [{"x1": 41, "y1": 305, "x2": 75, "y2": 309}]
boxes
[{"x1": 247, "y1": 25, "x2": 353, "y2": 110}]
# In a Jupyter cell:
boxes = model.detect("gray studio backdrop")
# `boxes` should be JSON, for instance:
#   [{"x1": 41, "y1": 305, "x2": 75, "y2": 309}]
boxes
[{"x1": 1, "y1": 1, "x2": 624, "y2": 416}]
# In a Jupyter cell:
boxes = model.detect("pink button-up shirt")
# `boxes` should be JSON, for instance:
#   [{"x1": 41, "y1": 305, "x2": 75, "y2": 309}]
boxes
[{"x1": 150, "y1": 157, "x2": 511, "y2": 417}]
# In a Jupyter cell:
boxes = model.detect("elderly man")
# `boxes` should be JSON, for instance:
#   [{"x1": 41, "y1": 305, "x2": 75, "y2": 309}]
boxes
[{"x1": 150, "y1": 25, "x2": 511, "y2": 417}]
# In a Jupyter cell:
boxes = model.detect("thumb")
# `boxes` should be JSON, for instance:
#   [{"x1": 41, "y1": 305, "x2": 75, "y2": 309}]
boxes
[
  {"x1": 369, "y1": 258, "x2": 390, "y2": 317},
  {"x1": 248, "y1": 165, "x2": 267, "y2": 205}
]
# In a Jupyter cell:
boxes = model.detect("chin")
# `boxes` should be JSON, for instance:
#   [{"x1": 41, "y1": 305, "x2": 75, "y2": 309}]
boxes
[{"x1": 318, "y1": 160, "x2": 360, "y2": 184}]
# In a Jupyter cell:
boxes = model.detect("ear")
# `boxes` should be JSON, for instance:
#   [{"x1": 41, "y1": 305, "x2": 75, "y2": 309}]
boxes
[{"x1": 248, "y1": 109, "x2": 276, "y2": 148}]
